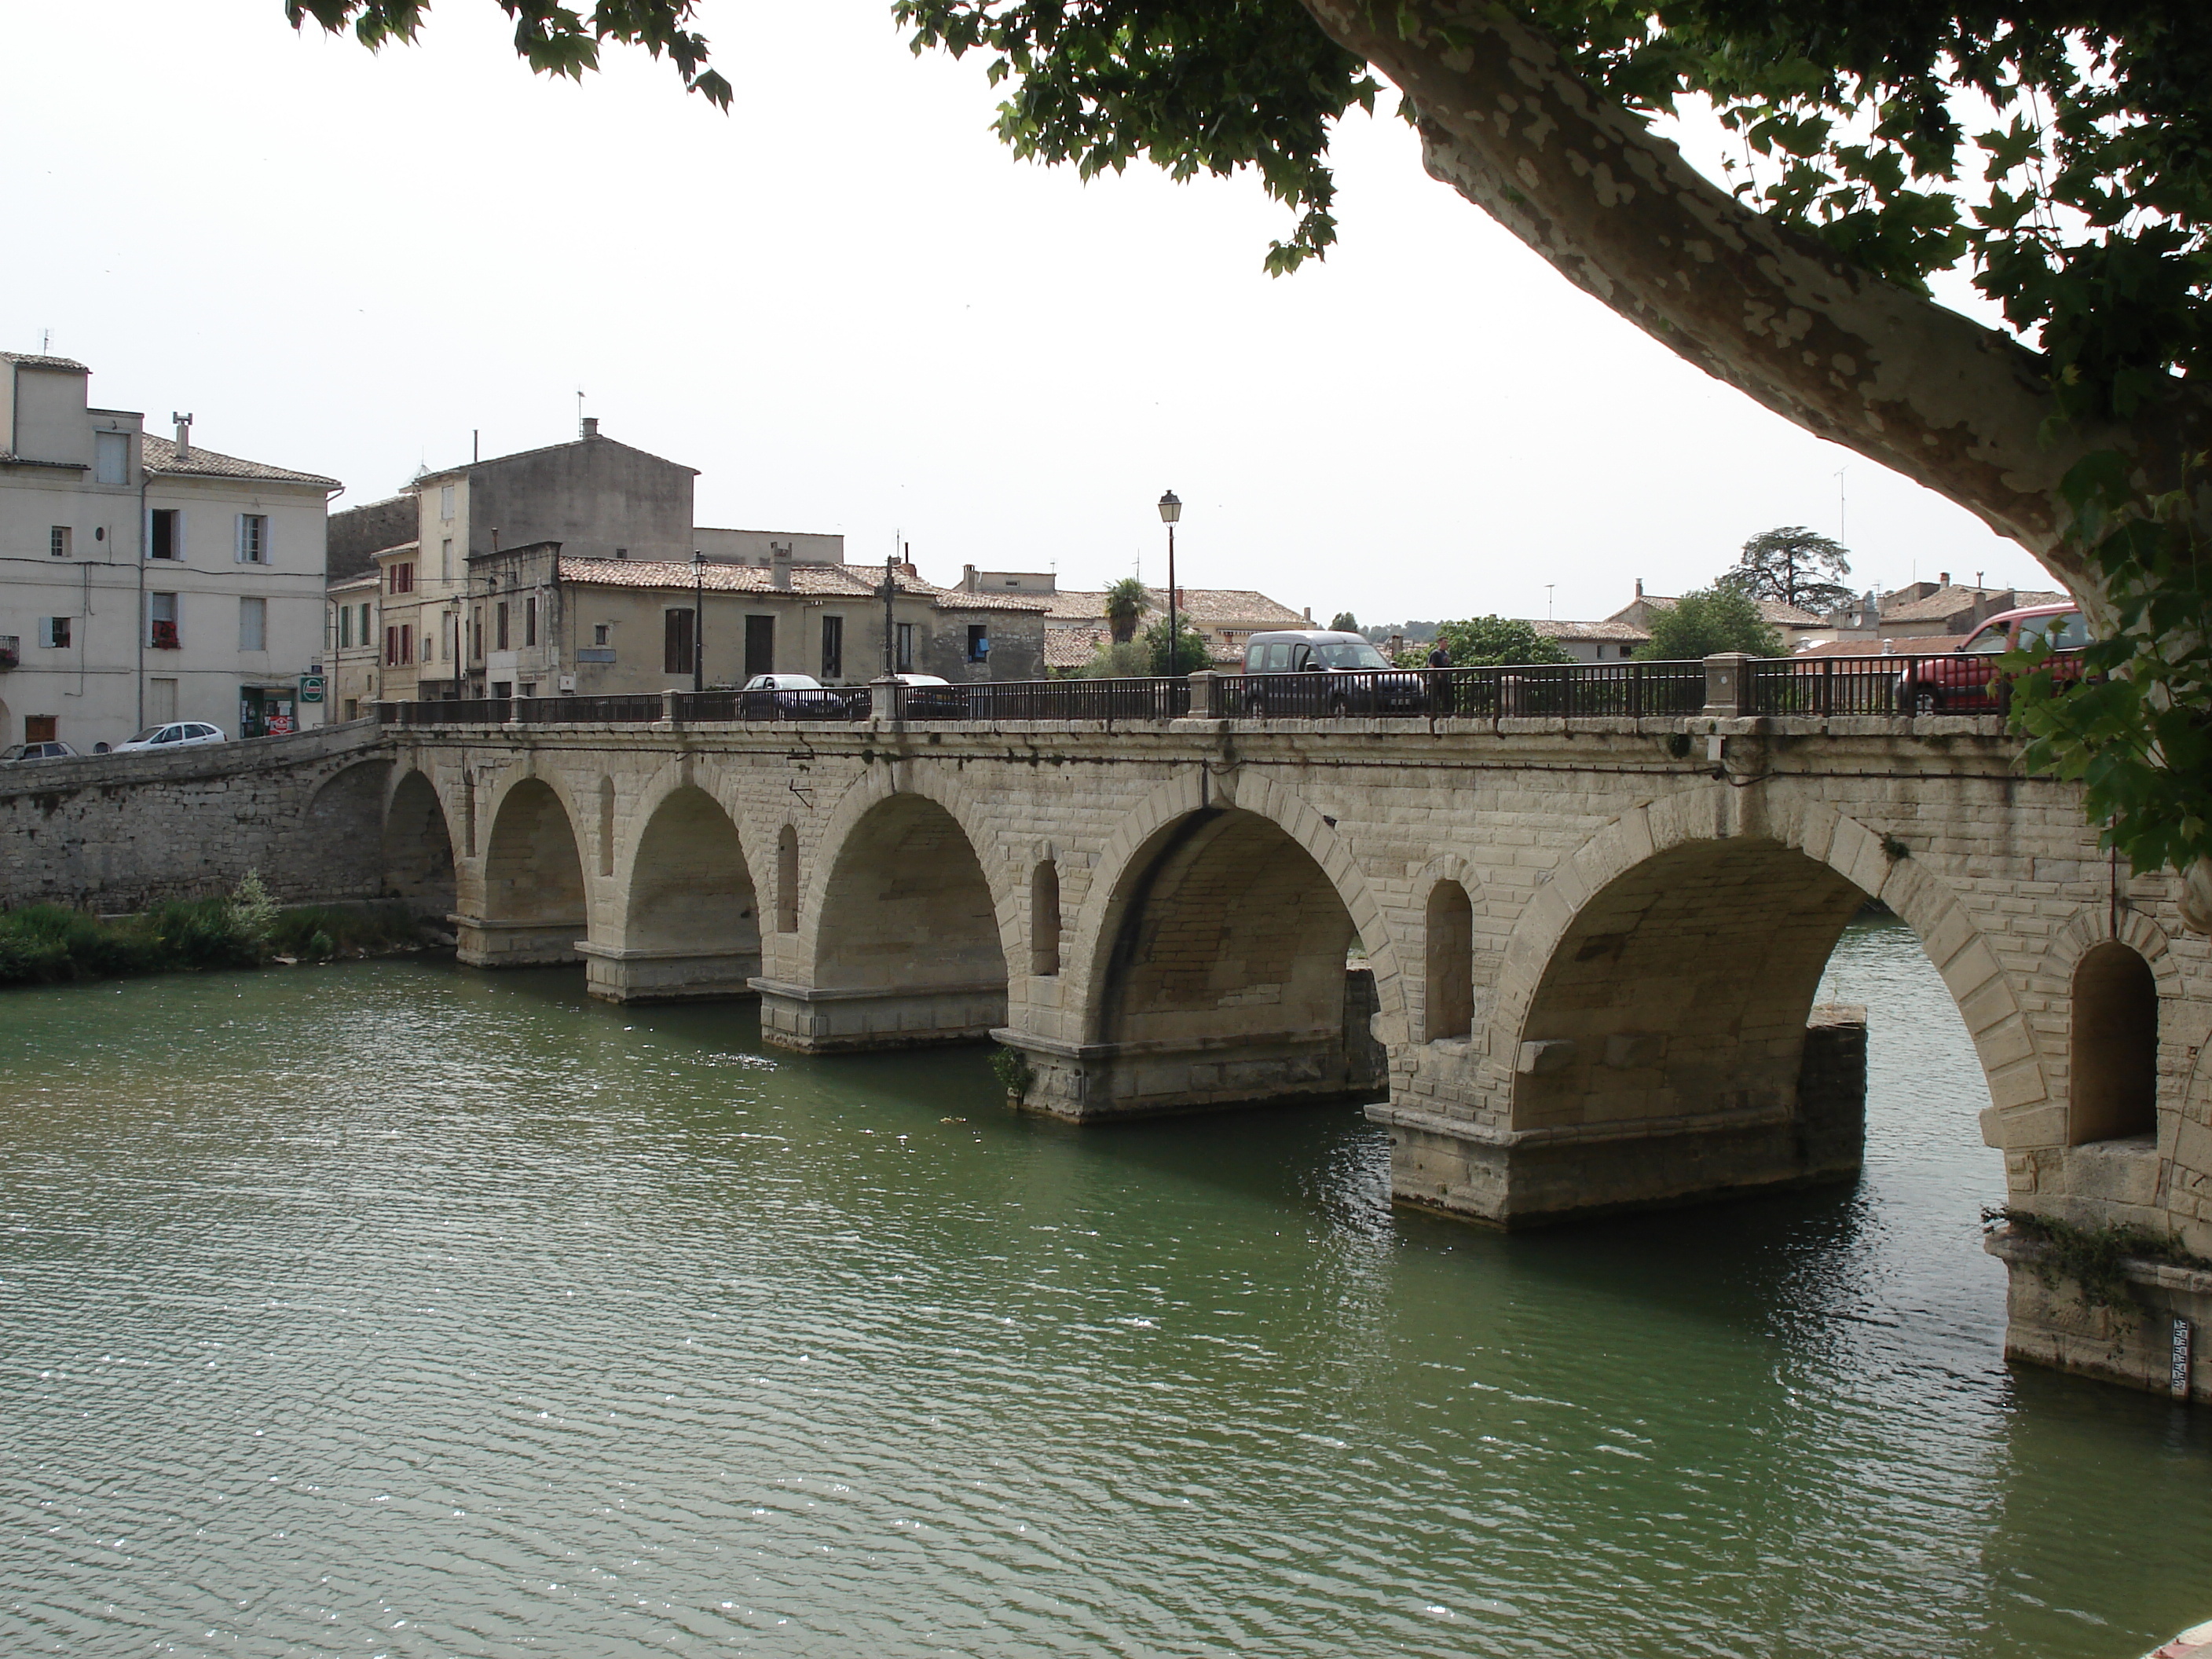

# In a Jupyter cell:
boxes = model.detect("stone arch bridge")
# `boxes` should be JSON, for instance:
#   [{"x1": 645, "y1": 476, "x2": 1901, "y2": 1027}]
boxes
[{"x1": 337, "y1": 701, "x2": 2210, "y2": 1396}]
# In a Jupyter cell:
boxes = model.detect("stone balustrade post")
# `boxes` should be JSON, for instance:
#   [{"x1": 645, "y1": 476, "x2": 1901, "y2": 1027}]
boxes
[
  {"x1": 1186, "y1": 669, "x2": 1219, "y2": 719},
  {"x1": 1702, "y1": 652, "x2": 1753, "y2": 717}
]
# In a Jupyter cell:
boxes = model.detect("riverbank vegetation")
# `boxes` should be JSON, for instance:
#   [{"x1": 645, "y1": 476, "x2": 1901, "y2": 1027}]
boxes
[{"x1": 0, "y1": 875, "x2": 426, "y2": 987}]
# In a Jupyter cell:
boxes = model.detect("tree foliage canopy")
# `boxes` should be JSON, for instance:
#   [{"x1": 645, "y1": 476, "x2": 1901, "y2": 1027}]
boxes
[
  {"x1": 1725, "y1": 526, "x2": 1855, "y2": 613},
  {"x1": 1104, "y1": 577, "x2": 1148, "y2": 643},
  {"x1": 1634, "y1": 586, "x2": 1786, "y2": 661},
  {"x1": 1427, "y1": 615, "x2": 1571, "y2": 668}
]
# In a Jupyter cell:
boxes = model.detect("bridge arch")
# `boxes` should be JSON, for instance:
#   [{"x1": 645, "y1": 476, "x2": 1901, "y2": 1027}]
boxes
[
  {"x1": 2044, "y1": 905, "x2": 2192, "y2": 1148},
  {"x1": 465, "y1": 771, "x2": 588, "y2": 966},
  {"x1": 1053, "y1": 771, "x2": 1395, "y2": 1118},
  {"x1": 589, "y1": 778, "x2": 762, "y2": 1002},
  {"x1": 380, "y1": 767, "x2": 456, "y2": 917},
  {"x1": 1459, "y1": 784, "x2": 2043, "y2": 1221},
  {"x1": 766, "y1": 770, "x2": 1013, "y2": 1049}
]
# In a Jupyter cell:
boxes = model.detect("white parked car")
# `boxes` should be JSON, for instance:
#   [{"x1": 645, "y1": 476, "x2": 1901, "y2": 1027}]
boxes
[
  {"x1": 736, "y1": 674, "x2": 852, "y2": 719},
  {"x1": 114, "y1": 721, "x2": 227, "y2": 752}
]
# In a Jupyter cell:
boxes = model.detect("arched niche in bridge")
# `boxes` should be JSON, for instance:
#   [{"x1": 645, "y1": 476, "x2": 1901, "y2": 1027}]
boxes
[
  {"x1": 1425, "y1": 880, "x2": 1474, "y2": 1041},
  {"x1": 1514, "y1": 837, "x2": 1867, "y2": 1135},
  {"x1": 775, "y1": 825, "x2": 800, "y2": 934},
  {"x1": 1031, "y1": 859, "x2": 1062, "y2": 977},
  {"x1": 382, "y1": 769, "x2": 456, "y2": 917},
  {"x1": 481, "y1": 778, "x2": 587, "y2": 936},
  {"x1": 1088, "y1": 806, "x2": 1382, "y2": 1111},
  {"x1": 2070, "y1": 941, "x2": 2159, "y2": 1144},
  {"x1": 626, "y1": 786, "x2": 759, "y2": 958},
  {"x1": 815, "y1": 794, "x2": 1005, "y2": 994}
]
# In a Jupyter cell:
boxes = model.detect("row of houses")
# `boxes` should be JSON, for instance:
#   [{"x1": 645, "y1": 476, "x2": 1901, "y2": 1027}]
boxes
[
  {"x1": 1527, "y1": 577, "x2": 2068, "y2": 664},
  {"x1": 1, "y1": 353, "x2": 1320, "y2": 750}
]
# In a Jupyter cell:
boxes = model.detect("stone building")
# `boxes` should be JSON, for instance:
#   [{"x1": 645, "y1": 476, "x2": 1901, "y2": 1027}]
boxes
[
  {"x1": 1045, "y1": 583, "x2": 1309, "y2": 667},
  {"x1": 452, "y1": 544, "x2": 1049, "y2": 694},
  {"x1": 0, "y1": 352, "x2": 339, "y2": 750}
]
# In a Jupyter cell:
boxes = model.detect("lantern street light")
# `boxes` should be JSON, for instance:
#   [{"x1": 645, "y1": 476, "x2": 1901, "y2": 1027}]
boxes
[
  {"x1": 1157, "y1": 490, "x2": 1182, "y2": 673},
  {"x1": 691, "y1": 549, "x2": 706, "y2": 693}
]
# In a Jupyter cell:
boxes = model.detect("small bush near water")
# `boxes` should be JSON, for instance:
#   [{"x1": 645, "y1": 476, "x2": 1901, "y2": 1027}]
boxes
[{"x1": 0, "y1": 877, "x2": 423, "y2": 989}]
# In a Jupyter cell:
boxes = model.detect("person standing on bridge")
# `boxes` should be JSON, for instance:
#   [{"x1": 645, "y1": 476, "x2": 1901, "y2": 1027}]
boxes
[{"x1": 1425, "y1": 639, "x2": 1455, "y2": 717}]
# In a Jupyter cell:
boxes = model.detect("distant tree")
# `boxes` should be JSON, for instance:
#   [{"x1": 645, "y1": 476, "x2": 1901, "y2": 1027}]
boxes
[
  {"x1": 1634, "y1": 587, "x2": 1786, "y2": 660},
  {"x1": 1075, "y1": 639, "x2": 1152, "y2": 679},
  {"x1": 1725, "y1": 527, "x2": 1855, "y2": 613},
  {"x1": 1426, "y1": 616, "x2": 1571, "y2": 668},
  {"x1": 1143, "y1": 614, "x2": 1212, "y2": 675},
  {"x1": 1328, "y1": 611, "x2": 1359, "y2": 632},
  {"x1": 1103, "y1": 577, "x2": 1148, "y2": 644}
]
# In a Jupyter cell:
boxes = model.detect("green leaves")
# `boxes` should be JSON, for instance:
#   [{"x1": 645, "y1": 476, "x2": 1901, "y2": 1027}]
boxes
[
  {"x1": 1632, "y1": 586, "x2": 1786, "y2": 661},
  {"x1": 2009, "y1": 452, "x2": 2212, "y2": 877},
  {"x1": 285, "y1": 0, "x2": 732, "y2": 106},
  {"x1": 1428, "y1": 616, "x2": 1572, "y2": 668}
]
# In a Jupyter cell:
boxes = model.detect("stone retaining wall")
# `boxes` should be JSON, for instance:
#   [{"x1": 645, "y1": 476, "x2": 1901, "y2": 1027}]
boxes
[{"x1": 0, "y1": 720, "x2": 392, "y2": 911}]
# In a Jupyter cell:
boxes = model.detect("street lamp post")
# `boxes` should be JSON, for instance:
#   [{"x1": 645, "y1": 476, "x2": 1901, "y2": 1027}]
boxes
[
  {"x1": 691, "y1": 550, "x2": 705, "y2": 692},
  {"x1": 1157, "y1": 489, "x2": 1181, "y2": 673}
]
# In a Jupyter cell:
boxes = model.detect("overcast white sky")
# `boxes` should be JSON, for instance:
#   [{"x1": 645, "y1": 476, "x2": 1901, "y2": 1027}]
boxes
[{"x1": 2, "y1": 0, "x2": 2053, "y2": 624}]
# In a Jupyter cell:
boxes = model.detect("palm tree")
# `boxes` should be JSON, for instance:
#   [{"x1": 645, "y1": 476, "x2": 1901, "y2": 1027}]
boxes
[{"x1": 1104, "y1": 577, "x2": 1148, "y2": 644}]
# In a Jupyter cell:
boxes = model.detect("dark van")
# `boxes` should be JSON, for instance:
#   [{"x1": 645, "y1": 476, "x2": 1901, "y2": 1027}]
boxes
[{"x1": 1237, "y1": 631, "x2": 1426, "y2": 716}]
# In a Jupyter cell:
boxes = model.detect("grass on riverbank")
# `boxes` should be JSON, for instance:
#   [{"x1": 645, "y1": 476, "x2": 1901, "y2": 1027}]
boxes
[{"x1": 0, "y1": 882, "x2": 427, "y2": 988}]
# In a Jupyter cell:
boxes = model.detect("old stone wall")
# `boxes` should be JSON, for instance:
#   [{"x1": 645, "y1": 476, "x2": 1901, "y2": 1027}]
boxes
[{"x1": 0, "y1": 719, "x2": 391, "y2": 911}]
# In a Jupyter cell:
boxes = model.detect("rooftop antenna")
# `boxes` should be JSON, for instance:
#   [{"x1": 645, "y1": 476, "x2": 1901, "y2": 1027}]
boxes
[
  {"x1": 1545, "y1": 583, "x2": 1556, "y2": 620},
  {"x1": 39, "y1": 328, "x2": 51, "y2": 354},
  {"x1": 1837, "y1": 464, "x2": 1848, "y2": 547},
  {"x1": 576, "y1": 390, "x2": 586, "y2": 438},
  {"x1": 472, "y1": 429, "x2": 480, "y2": 463}
]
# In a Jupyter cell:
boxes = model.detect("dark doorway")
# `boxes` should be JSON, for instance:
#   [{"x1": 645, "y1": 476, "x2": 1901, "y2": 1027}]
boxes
[
  {"x1": 2071, "y1": 941, "x2": 2159, "y2": 1142},
  {"x1": 746, "y1": 614, "x2": 775, "y2": 680},
  {"x1": 821, "y1": 615, "x2": 843, "y2": 681}
]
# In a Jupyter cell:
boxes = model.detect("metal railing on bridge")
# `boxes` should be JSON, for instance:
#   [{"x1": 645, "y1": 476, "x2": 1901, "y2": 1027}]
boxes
[{"x1": 372, "y1": 647, "x2": 2056, "y2": 730}]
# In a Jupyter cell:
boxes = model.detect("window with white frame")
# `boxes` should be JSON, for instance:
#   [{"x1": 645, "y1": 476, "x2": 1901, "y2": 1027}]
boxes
[
  {"x1": 38, "y1": 617, "x2": 71, "y2": 649},
  {"x1": 49, "y1": 526, "x2": 71, "y2": 559},
  {"x1": 148, "y1": 508, "x2": 181, "y2": 560},
  {"x1": 441, "y1": 537, "x2": 454, "y2": 581},
  {"x1": 240, "y1": 597, "x2": 267, "y2": 652},
  {"x1": 94, "y1": 431, "x2": 129, "y2": 485},
  {"x1": 236, "y1": 515, "x2": 269, "y2": 564},
  {"x1": 439, "y1": 485, "x2": 455, "y2": 522},
  {"x1": 148, "y1": 592, "x2": 179, "y2": 649}
]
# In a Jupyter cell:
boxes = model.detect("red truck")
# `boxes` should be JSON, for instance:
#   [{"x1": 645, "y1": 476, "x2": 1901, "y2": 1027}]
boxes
[{"x1": 1895, "y1": 600, "x2": 2088, "y2": 714}]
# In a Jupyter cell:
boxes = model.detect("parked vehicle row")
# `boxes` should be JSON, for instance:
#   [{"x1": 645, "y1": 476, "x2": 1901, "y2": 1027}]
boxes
[
  {"x1": 1892, "y1": 602, "x2": 2089, "y2": 714},
  {"x1": 0, "y1": 722, "x2": 233, "y2": 765}
]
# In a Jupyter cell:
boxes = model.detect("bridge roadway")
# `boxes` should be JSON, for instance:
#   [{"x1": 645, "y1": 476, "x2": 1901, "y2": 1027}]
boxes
[{"x1": 339, "y1": 690, "x2": 2211, "y2": 1399}]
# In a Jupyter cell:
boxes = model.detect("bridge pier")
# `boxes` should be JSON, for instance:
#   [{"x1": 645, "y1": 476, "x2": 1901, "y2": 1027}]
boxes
[
  {"x1": 452, "y1": 914, "x2": 586, "y2": 968},
  {"x1": 995, "y1": 968, "x2": 1388, "y2": 1120},
  {"x1": 582, "y1": 942, "x2": 761, "y2": 1003},
  {"x1": 1374, "y1": 1005, "x2": 1869, "y2": 1227},
  {"x1": 753, "y1": 978, "x2": 1008, "y2": 1053}
]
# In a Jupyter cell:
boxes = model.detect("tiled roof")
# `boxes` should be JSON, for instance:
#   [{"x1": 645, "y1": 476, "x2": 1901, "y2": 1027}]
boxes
[
  {"x1": 1042, "y1": 585, "x2": 1303, "y2": 626},
  {"x1": 555, "y1": 556, "x2": 1048, "y2": 611},
  {"x1": 929, "y1": 586, "x2": 1053, "y2": 613},
  {"x1": 1628, "y1": 592, "x2": 1826, "y2": 627},
  {"x1": 1046, "y1": 627, "x2": 1112, "y2": 669},
  {"x1": 1, "y1": 353, "x2": 91, "y2": 373},
  {"x1": 328, "y1": 571, "x2": 382, "y2": 595},
  {"x1": 1794, "y1": 634, "x2": 1969, "y2": 657},
  {"x1": 370, "y1": 541, "x2": 422, "y2": 562},
  {"x1": 415, "y1": 433, "x2": 699, "y2": 484},
  {"x1": 1877, "y1": 584, "x2": 2005, "y2": 624},
  {"x1": 141, "y1": 433, "x2": 341, "y2": 489},
  {"x1": 1532, "y1": 618, "x2": 1650, "y2": 643}
]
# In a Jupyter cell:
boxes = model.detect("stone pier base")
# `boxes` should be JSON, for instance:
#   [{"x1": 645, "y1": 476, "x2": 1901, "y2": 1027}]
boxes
[
  {"x1": 452, "y1": 914, "x2": 586, "y2": 968},
  {"x1": 753, "y1": 977, "x2": 1006, "y2": 1053},
  {"x1": 580, "y1": 942, "x2": 762, "y2": 1003},
  {"x1": 996, "y1": 969, "x2": 1388, "y2": 1122},
  {"x1": 1987, "y1": 1229, "x2": 2212, "y2": 1403},
  {"x1": 1375, "y1": 1005, "x2": 1868, "y2": 1228}
]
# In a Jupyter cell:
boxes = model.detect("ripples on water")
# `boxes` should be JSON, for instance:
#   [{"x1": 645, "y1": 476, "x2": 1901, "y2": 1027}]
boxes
[{"x1": 2, "y1": 917, "x2": 2206, "y2": 1657}]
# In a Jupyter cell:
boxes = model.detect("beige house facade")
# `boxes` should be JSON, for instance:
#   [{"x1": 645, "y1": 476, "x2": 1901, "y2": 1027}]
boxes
[{"x1": 1, "y1": 353, "x2": 339, "y2": 751}]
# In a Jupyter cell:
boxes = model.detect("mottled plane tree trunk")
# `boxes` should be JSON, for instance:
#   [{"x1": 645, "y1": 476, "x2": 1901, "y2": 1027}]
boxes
[{"x1": 1298, "y1": 0, "x2": 2209, "y2": 601}]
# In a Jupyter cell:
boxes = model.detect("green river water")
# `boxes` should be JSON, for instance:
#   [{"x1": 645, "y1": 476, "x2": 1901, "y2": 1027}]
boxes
[{"x1": 2, "y1": 917, "x2": 2207, "y2": 1658}]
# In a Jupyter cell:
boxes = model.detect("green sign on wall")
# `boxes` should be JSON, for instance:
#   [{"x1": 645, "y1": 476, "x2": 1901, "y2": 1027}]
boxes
[{"x1": 298, "y1": 674, "x2": 326, "y2": 705}]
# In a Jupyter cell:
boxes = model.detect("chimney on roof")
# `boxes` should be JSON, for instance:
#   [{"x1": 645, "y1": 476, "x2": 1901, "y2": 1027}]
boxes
[
  {"x1": 1635, "y1": 577, "x2": 1644, "y2": 598},
  {"x1": 171, "y1": 412, "x2": 192, "y2": 460},
  {"x1": 1939, "y1": 571, "x2": 1950, "y2": 587},
  {"x1": 1302, "y1": 606, "x2": 1312, "y2": 622},
  {"x1": 962, "y1": 563, "x2": 978, "y2": 592},
  {"x1": 771, "y1": 542, "x2": 793, "y2": 590},
  {"x1": 580, "y1": 416, "x2": 599, "y2": 439}
]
